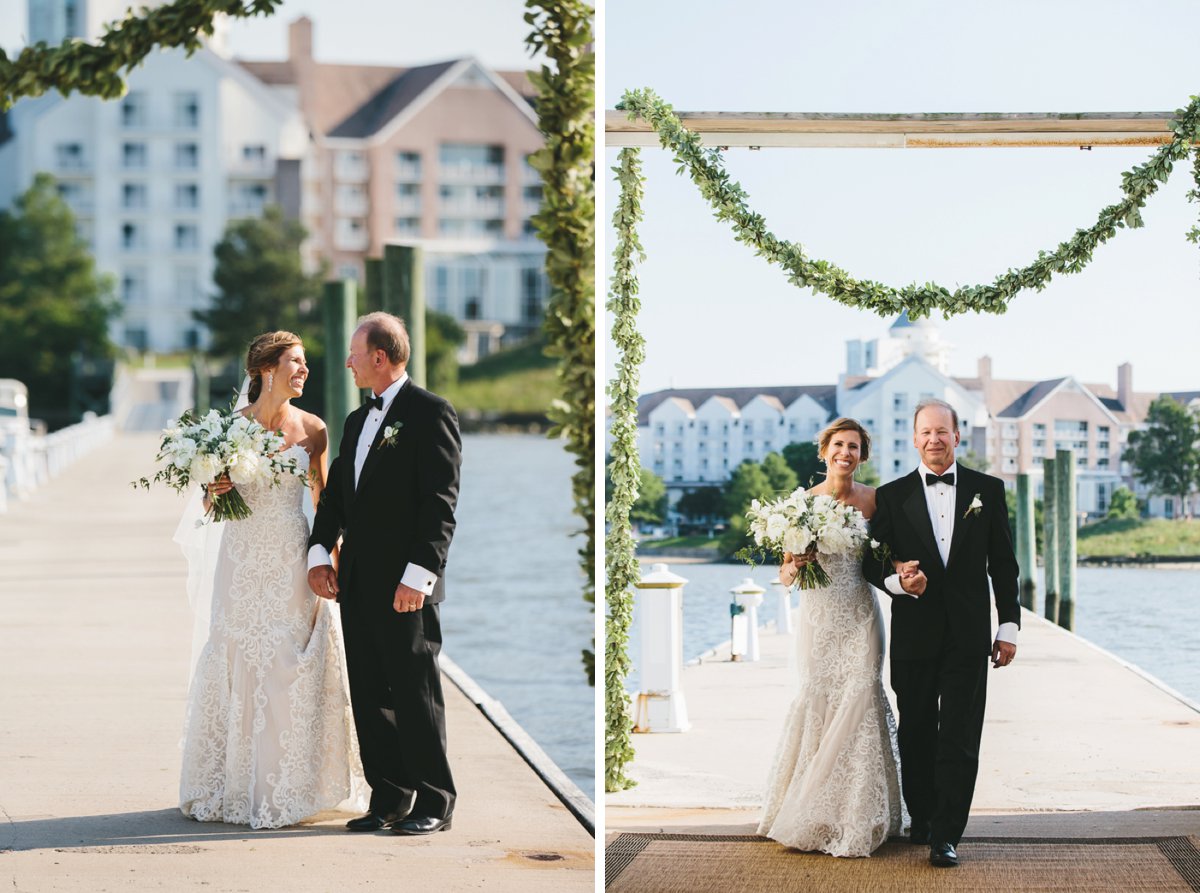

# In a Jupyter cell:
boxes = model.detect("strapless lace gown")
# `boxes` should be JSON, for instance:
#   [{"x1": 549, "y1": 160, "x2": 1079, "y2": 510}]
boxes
[
  {"x1": 179, "y1": 447, "x2": 363, "y2": 828},
  {"x1": 758, "y1": 549, "x2": 905, "y2": 857}
]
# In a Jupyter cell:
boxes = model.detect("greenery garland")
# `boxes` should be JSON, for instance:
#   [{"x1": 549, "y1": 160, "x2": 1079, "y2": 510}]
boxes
[
  {"x1": 604, "y1": 148, "x2": 646, "y2": 791},
  {"x1": 525, "y1": 1, "x2": 597, "y2": 683},
  {"x1": 0, "y1": 0, "x2": 283, "y2": 110},
  {"x1": 617, "y1": 88, "x2": 1200, "y2": 319}
]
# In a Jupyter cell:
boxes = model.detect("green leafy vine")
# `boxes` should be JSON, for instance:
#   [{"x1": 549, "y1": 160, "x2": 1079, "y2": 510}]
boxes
[
  {"x1": 525, "y1": 1, "x2": 597, "y2": 683},
  {"x1": 0, "y1": 0, "x2": 283, "y2": 110},
  {"x1": 604, "y1": 148, "x2": 645, "y2": 791},
  {"x1": 617, "y1": 88, "x2": 1200, "y2": 319}
]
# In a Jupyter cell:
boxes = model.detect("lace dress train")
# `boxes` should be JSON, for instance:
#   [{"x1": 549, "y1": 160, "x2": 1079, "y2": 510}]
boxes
[
  {"x1": 758, "y1": 550, "x2": 905, "y2": 857},
  {"x1": 179, "y1": 447, "x2": 364, "y2": 828}
]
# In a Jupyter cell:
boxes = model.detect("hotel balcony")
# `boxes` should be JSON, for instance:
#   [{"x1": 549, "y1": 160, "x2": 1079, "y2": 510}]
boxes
[{"x1": 438, "y1": 162, "x2": 505, "y2": 185}]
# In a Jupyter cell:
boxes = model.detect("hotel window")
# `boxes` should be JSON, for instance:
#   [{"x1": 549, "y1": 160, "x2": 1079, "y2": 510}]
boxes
[
  {"x1": 174, "y1": 91, "x2": 200, "y2": 128},
  {"x1": 175, "y1": 265, "x2": 199, "y2": 304},
  {"x1": 121, "y1": 267, "x2": 146, "y2": 303},
  {"x1": 56, "y1": 142, "x2": 85, "y2": 169},
  {"x1": 242, "y1": 144, "x2": 267, "y2": 165},
  {"x1": 174, "y1": 223, "x2": 199, "y2": 251},
  {"x1": 122, "y1": 142, "x2": 147, "y2": 169},
  {"x1": 394, "y1": 217, "x2": 421, "y2": 237},
  {"x1": 395, "y1": 151, "x2": 422, "y2": 180},
  {"x1": 121, "y1": 222, "x2": 143, "y2": 250},
  {"x1": 175, "y1": 142, "x2": 199, "y2": 169},
  {"x1": 175, "y1": 183, "x2": 199, "y2": 210},
  {"x1": 121, "y1": 92, "x2": 146, "y2": 128},
  {"x1": 122, "y1": 182, "x2": 147, "y2": 209}
]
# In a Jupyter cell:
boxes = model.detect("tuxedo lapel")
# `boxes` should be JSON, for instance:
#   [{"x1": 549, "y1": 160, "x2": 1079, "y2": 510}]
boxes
[
  {"x1": 946, "y1": 465, "x2": 978, "y2": 570},
  {"x1": 340, "y1": 406, "x2": 368, "y2": 494},
  {"x1": 901, "y1": 471, "x2": 942, "y2": 569},
  {"x1": 354, "y1": 379, "x2": 413, "y2": 499}
]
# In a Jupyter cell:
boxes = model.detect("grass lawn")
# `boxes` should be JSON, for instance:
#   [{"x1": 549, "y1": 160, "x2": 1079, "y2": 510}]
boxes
[
  {"x1": 442, "y1": 336, "x2": 558, "y2": 415},
  {"x1": 638, "y1": 535, "x2": 721, "y2": 551},
  {"x1": 1077, "y1": 517, "x2": 1200, "y2": 558}
]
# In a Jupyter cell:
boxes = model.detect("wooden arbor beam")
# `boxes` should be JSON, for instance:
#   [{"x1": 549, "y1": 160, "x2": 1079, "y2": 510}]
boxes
[{"x1": 604, "y1": 110, "x2": 1175, "y2": 148}]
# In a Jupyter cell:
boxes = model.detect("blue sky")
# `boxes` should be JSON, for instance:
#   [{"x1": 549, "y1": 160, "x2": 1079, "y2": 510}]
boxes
[
  {"x1": 604, "y1": 0, "x2": 1200, "y2": 395},
  {"x1": 0, "y1": 1, "x2": 542, "y2": 69}
]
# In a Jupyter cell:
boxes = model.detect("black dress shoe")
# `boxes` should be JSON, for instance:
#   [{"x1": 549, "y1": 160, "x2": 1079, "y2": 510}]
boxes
[
  {"x1": 391, "y1": 814, "x2": 452, "y2": 836},
  {"x1": 908, "y1": 819, "x2": 931, "y2": 845},
  {"x1": 930, "y1": 841, "x2": 958, "y2": 867},
  {"x1": 345, "y1": 811, "x2": 400, "y2": 832}
]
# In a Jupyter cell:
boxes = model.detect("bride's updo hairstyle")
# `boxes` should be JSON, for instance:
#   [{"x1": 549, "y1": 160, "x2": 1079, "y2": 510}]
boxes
[
  {"x1": 245, "y1": 330, "x2": 303, "y2": 403},
  {"x1": 816, "y1": 417, "x2": 872, "y2": 463}
]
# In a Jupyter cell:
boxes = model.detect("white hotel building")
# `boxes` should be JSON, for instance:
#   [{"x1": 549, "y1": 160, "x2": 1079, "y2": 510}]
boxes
[
  {"x1": 628, "y1": 313, "x2": 1193, "y2": 519},
  {"x1": 0, "y1": 8, "x2": 548, "y2": 357}
]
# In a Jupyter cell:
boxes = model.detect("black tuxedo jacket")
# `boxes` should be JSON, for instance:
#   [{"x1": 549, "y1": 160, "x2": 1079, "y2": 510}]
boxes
[
  {"x1": 309, "y1": 379, "x2": 461, "y2": 606},
  {"x1": 863, "y1": 464, "x2": 1020, "y2": 660}
]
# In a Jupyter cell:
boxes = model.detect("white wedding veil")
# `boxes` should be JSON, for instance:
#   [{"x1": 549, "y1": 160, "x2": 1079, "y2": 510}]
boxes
[{"x1": 172, "y1": 375, "x2": 253, "y2": 683}]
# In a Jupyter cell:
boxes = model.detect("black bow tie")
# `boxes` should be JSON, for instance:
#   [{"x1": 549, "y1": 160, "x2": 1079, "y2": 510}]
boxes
[
  {"x1": 364, "y1": 394, "x2": 384, "y2": 411},
  {"x1": 925, "y1": 472, "x2": 955, "y2": 487}
]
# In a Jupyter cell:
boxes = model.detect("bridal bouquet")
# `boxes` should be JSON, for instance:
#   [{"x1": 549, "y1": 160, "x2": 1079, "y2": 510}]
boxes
[
  {"x1": 134, "y1": 408, "x2": 305, "y2": 522},
  {"x1": 743, "y1": 488, "x2": 878, "y2": 589}
]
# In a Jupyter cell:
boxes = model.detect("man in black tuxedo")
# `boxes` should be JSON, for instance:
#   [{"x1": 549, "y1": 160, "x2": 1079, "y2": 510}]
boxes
[
  {"x1": 863, "y1": 398, "x2": 1020, "y2": 868},
  {"x1": 307, "y1": 311, "x2": 461, "y2": 836}
]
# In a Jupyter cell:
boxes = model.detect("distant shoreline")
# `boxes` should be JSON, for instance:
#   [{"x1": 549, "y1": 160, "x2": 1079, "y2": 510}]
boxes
[{"x1": 636, "y1": 551, "x2": 1200, "y2": 569}]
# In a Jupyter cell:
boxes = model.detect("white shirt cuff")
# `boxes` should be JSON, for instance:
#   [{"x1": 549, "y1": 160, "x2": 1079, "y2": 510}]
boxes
[
  {"x1": 995, "y1": 622, "x2": 1019, "y2": 645},
  {"x1": 307, "y1": 544, "x2": 333, "y2": 571},
  {"x1": 884, "y1": 573, "x2": 916, "y2": 598},
  {"x1": 401, "y1": 563, "x2": 438, "y2": 595}
]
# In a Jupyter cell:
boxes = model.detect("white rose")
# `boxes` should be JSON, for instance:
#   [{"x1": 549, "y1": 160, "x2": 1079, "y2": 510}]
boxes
[
  {"x1": 766, "y1": 512, "x2": 788, "y2": 540},
  {"x1": 783, "y1": 527, "x2": 812, "y2": 555},
  {"x1": 227, "y1": 452, "x2": 260, "y2": 487},
  {"x1": 189, "y1": 453, "x2": 221, "y2": 486}
]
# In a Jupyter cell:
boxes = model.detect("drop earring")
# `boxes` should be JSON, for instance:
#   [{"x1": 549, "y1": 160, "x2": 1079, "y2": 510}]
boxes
[{"x1": 267, "y1": 372, "x2": 274, "y2": 394}]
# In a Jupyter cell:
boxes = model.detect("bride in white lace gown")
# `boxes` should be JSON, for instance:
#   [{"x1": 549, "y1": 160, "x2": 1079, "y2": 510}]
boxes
[
  {"x1": 177, "y1": 332, "x2": 364, "y2": 829},
  {"x1": 758, "y1": 418, "x2": 905, "y2": 857}
]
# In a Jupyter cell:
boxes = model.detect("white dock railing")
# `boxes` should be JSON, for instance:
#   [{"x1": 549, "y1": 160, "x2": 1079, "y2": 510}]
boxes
[{"x1": 0, "y1": 412, "x2": 116, "y2": 513}]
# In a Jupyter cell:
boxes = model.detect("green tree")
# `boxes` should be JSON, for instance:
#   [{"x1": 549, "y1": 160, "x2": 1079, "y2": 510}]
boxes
[
  {"x1": 425, "y1": 311, "x2": 465, "y2": 392},
  {"x1": 0, "y1": 174, "x2": 115, "y2": 424},
  {"x1": 1105, "y1": 486, "x2": 1141, "y2": 520},
  {"x1": 782, "y1": 441, "x2": 823, "y2": 488},
  {"x1": 1123, "y1": 396, "x2": 1200, "y2": 518},
  {"x1": 720, "y1": 460, "x2": 773, "y2": 556},
  {"x1": 959, "y1": 446, "x2": 990, "y2": 473},
  {"x1": 856, "y1": 460, "x2": 881, "y2": 487},
  {"x1": 675, "y1": 486, "x2": 724, "y2": 522},
  {"x1": 723, "y1": 460, "x2": 773, "y2": 517},
  {"x1": 761, "y1": 451, "x2": 799, "y2": 494},
  {"x1": 631, "y1": 468, "x2": 668, "y2": 525},
  {"x1": 1006, "y1": 490, "x2": 1045, "y2": 554},
  {"x1": 194, "y1": 206, "x2": 323, "y2": 357}
]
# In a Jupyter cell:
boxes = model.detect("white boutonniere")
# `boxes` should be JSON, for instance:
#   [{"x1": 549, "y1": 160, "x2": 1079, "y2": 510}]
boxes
[
  {"x1": 963, "y1": 493, "x2": 983, "y2": 519},
  {"x1": 380, "y1": 422, "x2": 404, "y2": 448}
]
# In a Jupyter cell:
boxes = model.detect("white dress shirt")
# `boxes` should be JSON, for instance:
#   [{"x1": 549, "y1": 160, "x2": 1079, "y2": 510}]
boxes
[
  {"x1": 306, "y1": 373, "x2": 438, "y2": 595},
  {"x1": 884, "y1": 461, "x2": 1018, "y2": 646}
]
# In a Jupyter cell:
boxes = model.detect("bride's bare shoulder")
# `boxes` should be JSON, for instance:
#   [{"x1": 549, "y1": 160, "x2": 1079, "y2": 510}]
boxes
[
  {"x1": 296, "y1": 409, "x2": 327, "y2": 434},
  {"x1": 857, "y1": 484, "x2": 877, "y2": 520}
]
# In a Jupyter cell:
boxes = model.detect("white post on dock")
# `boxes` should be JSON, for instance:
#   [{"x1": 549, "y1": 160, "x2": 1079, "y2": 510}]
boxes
[
  {"x1": 771, "y1": 579, "x2": 793, "y2": 635},
  {"x1": 730, "y1": 578, "x2": 765, "y2": 662},
  {"x1": 633, "y1": 563, "x2": 690, "y2": 733}
]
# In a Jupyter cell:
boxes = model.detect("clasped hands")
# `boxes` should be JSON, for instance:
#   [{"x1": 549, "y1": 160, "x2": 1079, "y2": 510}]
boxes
[{"x1": 306, "y1": 566, "x2": 425, "y2": 614}]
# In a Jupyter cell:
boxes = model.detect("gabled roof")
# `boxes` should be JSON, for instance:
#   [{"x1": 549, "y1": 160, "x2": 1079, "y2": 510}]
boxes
[
  {"x1": 236, "y1": 56, "x2": 536, "y2": 140},
  {"x1": 327, "y1": 61, "x2": 460, "y2": 138},
  {"x1": 996, "y1": 378, "x2": 1067, "y2": 419},
  {"x1": 638, "y1": 385, "x2": 836, "y2": 426}
]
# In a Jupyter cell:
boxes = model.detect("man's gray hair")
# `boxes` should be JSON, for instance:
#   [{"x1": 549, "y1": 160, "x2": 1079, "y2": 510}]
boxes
[
  {"x1": 912, "y1": 398, "x2": 959, "y2": 431},
  {"x1": 356, "y1": 312, "x2": 410, "y2": 366}
]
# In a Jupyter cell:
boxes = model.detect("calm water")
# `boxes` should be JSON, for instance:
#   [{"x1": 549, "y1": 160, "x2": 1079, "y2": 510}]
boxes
[
  {"x1": 442, "y1": 434, "x2": 594, "y2": 800},
  {"x1": 629, "y1": 560, "x2": 1200, "y2": 706}
]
